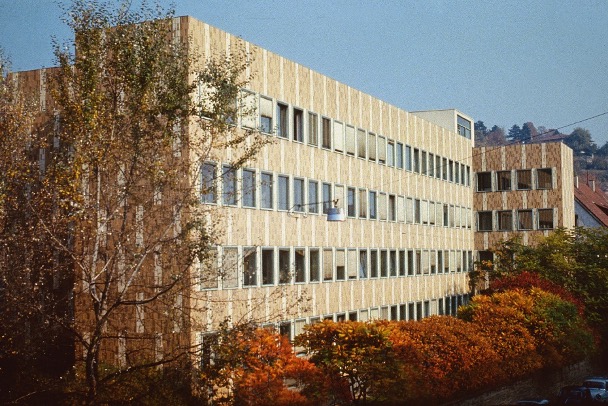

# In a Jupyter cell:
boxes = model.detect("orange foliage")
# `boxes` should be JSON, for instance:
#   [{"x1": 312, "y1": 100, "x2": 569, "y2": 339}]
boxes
[
  {"x1": 390, "y1": 317, "x2": 501, "y2": 401},
  {"x1": 459, "y1": 290, "x2": 544, "y2": 378}
]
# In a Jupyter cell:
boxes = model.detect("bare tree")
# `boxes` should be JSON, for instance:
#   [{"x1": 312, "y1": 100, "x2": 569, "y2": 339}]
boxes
[{"x1": 1, "y1": 1, "x2": 271, "y2": 403}]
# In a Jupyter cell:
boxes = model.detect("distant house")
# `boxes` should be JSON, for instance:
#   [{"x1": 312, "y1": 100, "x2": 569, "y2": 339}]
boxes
[
  {"x1": 574, "y1": 176, "x2": 608, "y2": 227},
  {"x1": 527, "y1": 129, "x2": 567, "y2": 144}
]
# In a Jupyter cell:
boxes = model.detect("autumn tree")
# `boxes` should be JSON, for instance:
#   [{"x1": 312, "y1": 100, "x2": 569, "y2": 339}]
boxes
[
  {"x1": 0, "y1": 50, "x2": 73, "y2": 403},
  {"x1": 389, "y1": 317, "x2": 502, "y2": 403},
  {"x1": 200, "y1": 324, "x2": 320, "y2": 406},
  {"x1": 295, "y1": 320, "x2": 401, "y2": 404},
  {"x1": 0, "y1": 1, "x2": 268, "y2": 403},
  {"x1": 490, "y1": 229, "x2": 608, "y2": 362}
]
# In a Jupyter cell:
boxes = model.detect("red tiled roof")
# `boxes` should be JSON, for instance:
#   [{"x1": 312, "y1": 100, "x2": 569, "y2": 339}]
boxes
[
  {"x1": 528, "y1": 131, "x2": 567, "y2": 144},
  {"x1": 574, "y1": 179, "x2": 608, "y2": 226}
]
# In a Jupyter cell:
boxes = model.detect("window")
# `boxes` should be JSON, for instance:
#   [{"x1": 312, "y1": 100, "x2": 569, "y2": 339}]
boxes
[
  {"x1": 443, "y1": 204, "x2": 449, "y2": 226},
  {"x1": 454, "y1": 162, "x2": 459, "y2": 184},
  {"x1": 387, "y1": 140, "x2": 395, "y2": 166},
  {"x1": 380, "y1": 250, "x2": 388, "y2": 277},
  {"x1": 221, "y1": 247, "x2": 238, "y2": 288},
  {"x1": 478, "y1": 211, "x2": 493, "y2": 231},
  {"x1": 378, "y1": 193, "x2": 387, "y2": 221},
  {"x1": 517, "y1": 170, "x2": 532, "y2": 190},
  {"x1": 397, "y1": 196, "x2": 405, "y2": 223},
  {"x1": 405, "y1": 145, "x2": 412, "y2": 171},
  {"x1": 399, "y1": 250, "x2": 406, "y2": 276},
  {"x1": 261, "y1": 172, "x2": 273, "y2": 209},
  {"x1": 359, "y1": 250, "x2": 368, "y2": 278},
  {"x1": 498, "y1": 210, "x2": 513, "y2": 231},
  {"x1": 457, "y1": 115, "x2": 472, "y2": 139},
  {"x1": 389, "y1": 250, "x2": 397, "y2": 276},
  {"x1": 537, "y1": 168, "x2": 553, "y2": 189},
  {"x1": 347, "y1": 187, "x2": 356, "y2": 217},
  {"x1": 321, "y1": 117, "x2": 331, "y2": 149},
  {"x1": 323, "y1": 249, "x2": 333, "y2": 281},
  {"x1": 378, "y1": 136, "x2": 387, "y2": 164},
  {"x1": 260, "y1": 97, "x2": 273, "y2": 134},
  {"x1": 414, "y1": 199, "x2": 421, "y2": 224},
  {"x1": 309, "y1": 249, "x2": 320, "y2": 282},
  {"x1": 368, "y1": 132, "x2": 376, "y2": 161},
  {"x1": 428, "y1": 201, "x2": 436, "y2": 225},
  {"x1": 517, "y1": 210, "x2": 533, "y2": 230},
  {"x1": 201, "y1": 162, "x2": 216, "y2": 203},
  {"x1": 336, "y1": 249, "x2": 346, "y2": 280},
  {"x1": 444, "y1": 250, "x2": 450, "y2": 273},
  {"x1": 421, "y1": 200, "x2": 429, "y2": 225},
  {"x1": 357, "y1": 129, "x2": 366, "y2": 158},
  {"x1": 333, "y1": 121, "x2": 344, "y2": 152},
  {"x1": 278, "y1": 175, "x2": 289, "y2": 210},
  {"x1": 460, "y1": 163, "x2": 466, "y2": 185},
  {"x1": 242, "y1": 169, "x2": 256, "y2": 208},
  {"x1": 442, "y1": 157, "x2": 448, "y2": 180},
  {"x1": 413, "y1": 148, "x2": 420, "y2": 173},
  {"x1": 308, "y1": 112, "x2": 318, "y2": 145},
  {"x1": 279, "y1": 248, "x2": 291, "y2": 284},
  {"x1": 422, "y1": 250, "x2": 429, "y2": 274},
  {"x1": 346, "y1": 125, "x2": 356, "y2": 156},
  {"x1": 322, "y1": 183, "x2": 332, "y2": 214},
  {"x1": 358, "y1": 189, "x2": 367, "y2": 218},
  {"x1": 276, "y1": 102, "x2": 288, "y2": 138},
  {"x1": 435, "y1": 156, "x2": 442, "y2": 179},
  {"x1": 370, "y1": 249, "x2": 378, "y2": 278},
  {"x1": 538, "y1": 209, "x2": 554, "y2": 229},
  {"x1": 449, "y1": 160, "x2": 454, "y2": 182},
  {"x1": 293, "y1": 178, "x2": 304, "y2": 212},
  {"x1": 407, "y1": 250, "x2": 414, "y2": 276},
  {"x1": 430, "y1": 251, "x2": 437, "y2": 274},
  {"x1": 396, "y1": 142, "x2": 404, "y2": 169},
  {"x1": 293, "y1": 108, "x2": 303, "y2": 142},
  {"x1": 347, "y1": 249, "x2": 357, "y2": 280},
  {"x1": 262, "y1": 248, "x2": 274, "y2": 285},
  {"x1": 369, "y1": 191, "x2": 377, "y2": 220},
  {"x1": 222, "y1": 165, "x2": 237, "y2": 206},
  {"x1": 477, "y1": 172, "x2": 492, "y2": 192},
  {"x1": 496, "y1": 171, "x2": 511, "y2": 191},
  {"x1": 406, "y1": 198, "x2": 414, "y2": 223},
  {"x1": 421, "y1": 151, "x2": 427, "y2": 175},
  {"x1": 388, "y1": 195, "x2": 396, "y2": 221},
  {"x1": 437, "y1": 251, "x2": 443, "y2": 274},
  {"x1": 415, "y1": 250, "x2": 422, "y2": 275},
  {"x1": 335, "y1": 185, "x2": 345, "y2": 211},
  {"x1": 428, "y1": 153, "x2": 435, "y2": 177},
  {"x1": 293, "y1": 248, "x2": 306, "y2": 283},
  {"x1": 308, "y1": 180, "x2": 319, "y2": 214},
  {"x1": 449, "y1": 205, "x2": 455, "y2": 227},
  {"x1": 243, "y1": 247, "x2": 257, "y2": 286}
]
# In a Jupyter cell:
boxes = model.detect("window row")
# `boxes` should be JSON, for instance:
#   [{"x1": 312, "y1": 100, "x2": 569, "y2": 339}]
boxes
[
  {"x1": 197, "y1": 246, "x2": 474, "y2": 290},
  {"x1": 201, "y1": 163, "x2": 473, "y2": 228},
  {"x1": 477, "y1": 208, "x2": 555, "y2": 231},
  {"x1": 199, "y1": 293, "x2": 470, "y2": 364},
  {"x1": 476, "y1": 168, "x2": 553, "y2": 192},
  {"x1": 240, "y1": 90, "x2": 471, "y2": 187}
]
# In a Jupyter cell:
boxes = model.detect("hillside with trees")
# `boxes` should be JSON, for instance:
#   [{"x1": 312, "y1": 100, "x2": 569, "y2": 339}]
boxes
[{"x1": 475, "y1": 120, "x2": 608, "y2": 190}]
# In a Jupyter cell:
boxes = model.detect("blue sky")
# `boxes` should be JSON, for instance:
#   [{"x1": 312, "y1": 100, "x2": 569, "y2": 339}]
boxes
[{"x1": 2, "y1": 0, "x2": 607, "y2": 145}]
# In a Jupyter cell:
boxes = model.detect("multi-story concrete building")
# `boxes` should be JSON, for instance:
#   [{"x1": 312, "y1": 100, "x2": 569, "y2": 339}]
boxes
[
  {"x1": 176, "y1": 16, "x2": 475, "y2": 343},
  {"x1": 472, "y1": 142, "x2": 575, "y2": 262},
  {"x1": 22, "y1": 16, "x2": 584, "y2": 369}
]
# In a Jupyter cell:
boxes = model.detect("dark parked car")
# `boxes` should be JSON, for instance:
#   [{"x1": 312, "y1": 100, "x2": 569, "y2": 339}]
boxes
[
  {"x1": 557, "y1": 385, "x2": 593, "y2": 405},
  {"x1": 516, "y1": 399, "x2": 549, "y2": 405}
]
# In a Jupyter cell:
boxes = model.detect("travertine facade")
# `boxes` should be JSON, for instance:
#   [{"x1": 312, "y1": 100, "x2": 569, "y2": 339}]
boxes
[
  {"x1": 182, "y1": 16, "x2": 474, "y2": 341},
  {"x1": 472, "y1": 142, "x2": 574, "y2": 257}
]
